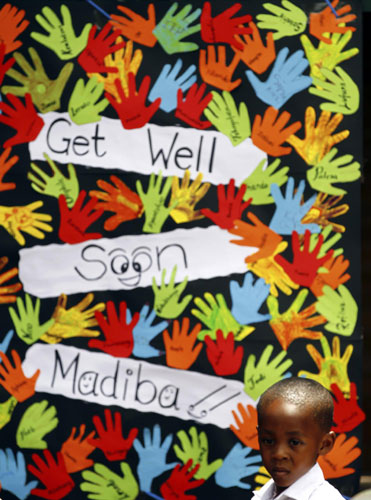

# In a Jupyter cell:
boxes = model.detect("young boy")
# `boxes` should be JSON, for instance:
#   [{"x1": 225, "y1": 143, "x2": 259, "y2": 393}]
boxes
[{"x1": 252, "y1": 377, "x2": 345, "y2": 499}]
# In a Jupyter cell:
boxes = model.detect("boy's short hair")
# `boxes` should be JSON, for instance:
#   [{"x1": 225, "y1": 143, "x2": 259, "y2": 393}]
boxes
[{"x1": 257, "y1": 377, "x2": 334, "y2": 432}]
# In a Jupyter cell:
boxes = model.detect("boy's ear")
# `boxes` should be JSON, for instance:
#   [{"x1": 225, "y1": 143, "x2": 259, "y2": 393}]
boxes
[{"x1": 318, "y1": 431, "x2": 336, "y2": 455}]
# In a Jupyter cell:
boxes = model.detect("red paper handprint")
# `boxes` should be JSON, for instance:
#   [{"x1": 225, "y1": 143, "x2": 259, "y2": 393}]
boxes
[
  {"x1": 58, "y1": 191, "x2": 103, "y2": 244},
  {"x1": 175, "y1": 83, "x2": 213, "y2": 130},
  {"x1": 251, "y1": 106, "x2": 301, "y2": 157},
  {"x1": 78, "y1": 23, "x2": 125, "y2": 73},
  {"x1": 88, "y1": 300, "x2": 139, "y2": 357},
  {"x1": 274, "y1": 229, "x2": 333, "y2": 287},
  {"x1": 0, "y1": 93, "x2": 44, "y2": 148},
  {"x1": 160, "y1": 459, "x2": 205, "y2": 500},
  {"x1": 88, "y1": 409, "x2": 138, "y2": 461},
  {"x1": 201, "y1": 2, "x2": 252, "y2": 50},
  {"x1": 28, "y1": 450, "x2": 75, "y2": 500},
  {"x1": 201, "y1": 178, "x2": 251, "y2": 230},
  {"x1": 0, "y1": 349, "x2": 39, "y2": 402},
  {"x1": 205, "y1": 330, "x2": 244, "y2": 376},
  {"x1": 0, "y1": 41, "x2": 15, "y2": 85},
  {"x1": 331, "y1": 382, "x2": 366, "y2": 433},
  {"x1": 106, "y1": 73, "x2": 160, "y2": 129},
  {"x1": 60, "y1": 424, "x2": 96, "y2": 473}
]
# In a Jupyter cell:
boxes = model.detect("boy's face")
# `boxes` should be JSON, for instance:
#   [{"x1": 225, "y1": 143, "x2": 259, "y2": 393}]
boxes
[{"x1": 257, "y1": 398, "x2": 333, "y2": 493}]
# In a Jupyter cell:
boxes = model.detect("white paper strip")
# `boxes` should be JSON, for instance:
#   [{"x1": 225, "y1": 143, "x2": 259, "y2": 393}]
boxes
[
  {"x1": 19, "y1": 226, "x2": 256, "y2": 298},
  {"x1": 29, "y1": 113, "x2": 266, "y2": 185},
  {"x1": 23, "y1": 343, "x2": 254, "y2": 429}
]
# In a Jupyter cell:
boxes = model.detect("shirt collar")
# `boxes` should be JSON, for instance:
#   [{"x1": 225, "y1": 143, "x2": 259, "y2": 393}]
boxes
[{"x1": 253, "y1": 463, "x2": 325, "y2": 500}]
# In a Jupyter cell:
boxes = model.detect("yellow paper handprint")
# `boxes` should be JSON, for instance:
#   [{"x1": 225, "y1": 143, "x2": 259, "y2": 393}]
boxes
[
  {"x1": 41, "y1": 293, "x2": 105, "y2": 344},
  {"x1": 301, "y1": 192, "x2": 349, "y2": 233},
  {"x1": 88, "y1": 38, "x2": 142, "y2": 100},
  {"x1": 170, "y1": 171, "x2": 210, "y2": 223},
  {"x1": 0, "y1": 201, "x2": 52, "y2": 246},
  {"x1": 299, "y1": 335, "x2": 352, "y2": 396},
  {"x1": 287, "y1": 106, "x2": 349, "y2": 166}
]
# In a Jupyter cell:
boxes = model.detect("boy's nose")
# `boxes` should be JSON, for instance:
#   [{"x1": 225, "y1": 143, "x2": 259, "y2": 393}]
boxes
[{"x1": 272, "y1": 443, "x2": 289, "y2": 460}]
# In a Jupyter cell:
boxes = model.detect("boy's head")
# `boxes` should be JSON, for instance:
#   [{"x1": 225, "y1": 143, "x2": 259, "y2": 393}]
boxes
[{"x1": 257, "y1": 377, "x2": 335, "y2": 494}]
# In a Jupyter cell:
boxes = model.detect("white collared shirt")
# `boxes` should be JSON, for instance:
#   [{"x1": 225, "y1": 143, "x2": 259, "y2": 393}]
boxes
[{"x1": 251, "y1": 463, "x2": 345, "y2": 500}]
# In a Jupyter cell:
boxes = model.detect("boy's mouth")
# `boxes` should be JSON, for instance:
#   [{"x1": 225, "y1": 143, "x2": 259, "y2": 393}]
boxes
[{"x1": 272, "y1": 467, "x2": 290, "y2": 477}]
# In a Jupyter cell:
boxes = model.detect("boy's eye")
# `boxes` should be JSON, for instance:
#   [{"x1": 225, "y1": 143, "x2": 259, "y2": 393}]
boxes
[
  {"x1": 289, "y1": 439, "x2": 301, "y2": 446},
  {"x1": 261, "y1": 438, "x2": 274, "y2": 445}
]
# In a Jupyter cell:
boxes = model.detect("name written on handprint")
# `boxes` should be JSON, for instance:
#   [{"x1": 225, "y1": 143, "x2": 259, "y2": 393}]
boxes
[
  {"x1": 106, "y1": 481, "x2": 130, "y2": 499},
  {"x1": 340, "y1": 82, "x2": 352, "y2": 111},
  {"x1": 58, "y1": 25, "x2": 73, "y2": 56},
  {"x1": 279, "y1": 14, "x2": 304, "y2": 32},
  {"x1": 311, "y1": 166, "x2": 338, "y2": 182},
  {"x1": 245, "y1": 372, "x2": 266, "y2": 391},
  {"x1": 336, "y1": 302, "x2": 351, "y2": 332}
]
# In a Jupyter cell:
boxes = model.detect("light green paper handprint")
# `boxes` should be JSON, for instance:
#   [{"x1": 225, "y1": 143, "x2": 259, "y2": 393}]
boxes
[
  {"x1": 301, "y1": 30, "x2": 359, "y2": 80},
  {"x1": 308, "y1": 225, "x2": 343, "y2": 259},
  {"x1": 192, "y1": 292, "x2": 254, "y2": 341},
  {"x1": 16, "y1": 400, "x2": 58, "y2": 449},
  {"x1": 2, "y1": 47, "x2": 73, "y2": 113},
  {"x1": 244, "y1": 344, "x2": 293, "y2": 400},
  {"x1": 9, "y1": 293, "x2": 55, "y2": 345},
  {"x1": 153, "y1": 3, "x2": 201, "y2": 54},
  {"x1": 298, "y1": 335, "x2": 352, "y2": 396},
  {"x1": 256, "y1": 0, "x2": 307, "y2": 40},
  {"x1": 316, "y1": 284, "x2": 358, "y2": 337},
  {"x1": 152, "y1": 266, "x2": 192, "y2": 319},
  {"x1": 204, "y1": 91, "x2": 250, "y2": 147},
  {"x1": 173, "y1": 426, "x2": 222, "y2": 480},
  {"x1": 28, "y1": 153, "x2": 79, "y2": 208},
  {"x1": 81, "y1": 462, "x2": 139, "y2": 500},
  {"x1": 307, "y1": 147, "x2": 361, "y2": 196},
  {"x1": 241, "y1": 158, "x2": 289, "y2": 204},
  {"x1": 309, "y1": 66, "x2": 359, "y2": 115},
  {"x1": 68, "y1": 76, "x2": 109, "y2": 125},
  {"x1": 136, "y1": 171, "x2": 177, "y2": 233},
  {"x1": 0, "y1": 396, "x2": 17, "y2": 430},
  {"x1": 31, "y1": 5, "x2": 92, "y2": 60}
]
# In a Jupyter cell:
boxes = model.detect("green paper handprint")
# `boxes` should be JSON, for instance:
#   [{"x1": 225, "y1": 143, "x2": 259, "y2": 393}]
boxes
[
  {"x1": 307, "y1": 147, "x2": 361, "y2": 196},
  {"x1": 2, "y1": 47, "x2": 73, "y2": 113},
  {"x1": 153, "y1": 3, "x2": 201, "y2": 55},
  {"x1": 192, "y1": 292, "x2": 254, "y2": 341},
  {"x1": 308, "y1": 225, "x2": 343, "y2": 259},
  {"x1": 244, "y1": 344, "x2": 293, "y2": 400},
  {"x1": 9, "y1": 293, "x2": 55, "y2": 345},
  {"x1": 204, "y1": 91, "x2": 251, "y2": 146},
  {"x1": 241, "y1": 158, "x2": 289, "y2": 204},
  {"x1": 81, "y1": 462, "x2": 139, "y2": 500},
  {"x1": 136, "y1": 171, "x2": 177, "y2": 233},
  {"x1": 152, "y1": 266, "x2": 192, "y2": 319},
  {"x1": 299, "y1": 335, "x2": 352, "y2": 396},
  {"x1": 68, "y1": 76, "x2": 109, "y2": 125},
  {"x1": 301, "y1": 30, "x2": 359, "y2": 80},
  {"x1": 309, "y1": 66, "x2": 359, "y2": 115},
  {"x1": 16, "y1": 400, "x2": 58, "y2": 449},
  {"x1": 0, "y1": 396, "x2": 17, "y2": 430},
  {"x1": 256, "y1": 0, "x2": 307, "y2": 40},
  {"x1": 28, "y1": 153, "x2": 79, "y2": 208},
  {"x1": 173, "y1": 426, "x2": 222, "y2": 480},
  {"x1": 31, "y1": 5, "x2": 92, "y2": 60},
  {"x1": 316, "y1": 284, "x2": 358, "y2": 337}
]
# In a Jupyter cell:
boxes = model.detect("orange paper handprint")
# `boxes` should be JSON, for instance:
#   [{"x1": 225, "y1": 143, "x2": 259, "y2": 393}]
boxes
[
  {"x1": 309, "y1": 0, "x2": 356, "y2": 44},
  {"x1": 230, "y1": 402, "x2": 259, "y2": 450},
  {"x1": 251, "y1": 106, "x2": 301, "y2": 157},
  {"x1": 310, "y1": 254, "x2": 351, "y2": 297},
  {"x1": 199, "y1": 45, "x2": 241, "y2": 91},
  {"x1": 0, "y1": 256, "x2": 22, "y2": 304},
  {"x1": 110, "y1": 3, "x2": 157, "y2": 47},
  {"x1": 61, "y1": 424, "x2": 96, "y2": 473},
  {"x1": 318, "y1": 433, "x2": 361, "y2": 478},
  {"x1": 233, "y1": 21, "x2": 276, "y2": 74},
  {"x1": 163, "y1": 317, "x2": 203, "y2": 370},
  {"x1": 0, "y1": 349, "x2": 39, "y2": 402}
]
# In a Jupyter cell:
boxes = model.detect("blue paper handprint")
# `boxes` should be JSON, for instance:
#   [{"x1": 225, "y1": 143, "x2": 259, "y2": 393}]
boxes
[
  {"x1": 0, "y1": 448, "x2": 38, "y2": 500},
  {"x1": 148, "y1": 58, "x2": 197, "y2": 112},
  {"x1": 153, "y1": 3, "x2": 201, "y2": 55},
  {"x1": 127, "y1": 305, "x2": 168, "y2": 358},
  {"x1": 214, "y1": 443, "x2": 261, "y2": 489},
  {"x1": 269, "y1": 177, "x2": 320, "y2": 235},
  {"x1": 133, "y1": 424, "x2": 178, "y2": 492},
  {"x1": 0, "y1": 329, "x2": 14, "y2": 358},
  {"x1": 245, "y1": 48, "x2": 312, "y2": 109},
  {"x1": 230, "y1": 273, "x2": 271, "y2": 325}
]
